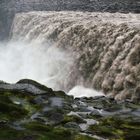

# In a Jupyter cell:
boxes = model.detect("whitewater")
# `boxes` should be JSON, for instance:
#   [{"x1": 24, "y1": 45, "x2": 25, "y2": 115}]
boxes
[{"x1": 0, "y1": 11, "x2": 140, "y2": 100}]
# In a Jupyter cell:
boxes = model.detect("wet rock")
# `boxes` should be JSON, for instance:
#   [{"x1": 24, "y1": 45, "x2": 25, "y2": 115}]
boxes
[
  {"x1": 90, "y1": 109, "x2": 102, "y2": 117},
  {"x1": 0, "y1": 94, "x2": 28, "y2": 121},
  {"x1": 0, "y1": 79, "x2": 58, "y2": 98},
  {"x1": 0, "y1": 79, "x2": 140, "y2": 140},
  {"x1": 89, "y1": 116, "x2": 140, "y2": 140},
  {"x1": 32, "y1": 96, "x2": 47, "y2": 105},
  {"x1": 24, "y1": 121, "x2": 52, "y2": 132},
  {"x1": 0, "y1": 80, "x2": 53, "y2": 96},
  {"x1": 80, "y1": 119, "x2": 97, "y2": 131},
  {"x1": 62, "y1": 115, "x2": 86, "y2": 124},
  {"x1": 48, "y1": 97, "x2": 63, "y2": 108},
  {"x1": 47, "y1": 112, "x2": 64, "y2": 125},
  {"x1": 64, "y1": 122, "x2": 81, "y2": 131},
  {"x1": 0, "y1": 120, "x2": 8, "y2": 126},
  {"x1": 17, "y1": 79, "x2": 53, "y2": 94},
  {"x1": 31, "y1": 113, "x2": 47, "y2": 123},
  {"x1": 19, "y1": 135, "x2": 37, "y2": 140}
]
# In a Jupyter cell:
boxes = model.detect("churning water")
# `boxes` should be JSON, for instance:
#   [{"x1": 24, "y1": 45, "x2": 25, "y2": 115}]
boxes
[{"x1": 0, "y1": 11, "x2": 140, "y2": 99}]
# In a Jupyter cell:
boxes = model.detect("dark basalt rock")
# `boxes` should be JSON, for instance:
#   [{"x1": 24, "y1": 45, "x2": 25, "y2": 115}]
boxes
[
  {"x1": 64, "y1": 122, "x2": 81, "y2": 131},
  {"x1": 0, "y1": 79, "x2": 54, "y2": 96},
  {"x1": 0, "y1": 79, "x2": 140, "y2": 140},
  {"x1": 17, "y1": 79, "x2": 53, "y2": 93}
]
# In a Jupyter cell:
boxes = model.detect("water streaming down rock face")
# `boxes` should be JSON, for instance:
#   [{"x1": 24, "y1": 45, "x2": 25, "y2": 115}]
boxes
[
  {"x1": 10, "y1": 11, "x2": 140, "y2": 100},
  {"x1": 0, "y1": 0, "x2": 140, "y2": 40}
]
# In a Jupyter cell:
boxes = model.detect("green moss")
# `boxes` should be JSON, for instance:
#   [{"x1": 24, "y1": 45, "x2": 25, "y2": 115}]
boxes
[
  {"x1": 74, "y1": 134, "x2": 97, "y2": 140},
  {"x1": 0, "y1": 117, "x2": 98, "y2": 140},
  {"x1": 89, "y1": 116, "x2": 140, "y2": 139},
  {"x1": 1, "y1": 85, "x2": 139, "y2": 140},
  {"x1": 0, "y1": 91, "x2": 41, "y2": 121},
  {"x1": 62, "y1": 115, "x2": 86, "y2": 124},
  {"x1": 89, "y1": 125, "x2": 123, "y2": 139},
  {"x1": 122, "y1": 123, "x2": 140, "y2": 130},
  {"x1": 0, "y1": 96, "x2": 28, "y2": 121},
  {"x1": 124, "y1": 129, "x2": 140, "y2": 140},
  {"x1": 0, "y1": 94, "x2": 13, "y2": 103},
  {"x1": 25, "y1": 123, "x2": 74, "y2": 140},
  {"x1": 38, "y1": 127, "x2": 74, "y2": 140},
  {"x1": 0, "y1": 126, "x2": 36, "y2": 140},
  {"x1": 24, "y1": 121, "x2": 52, "y2": 132},
  {"x1": 53, "y1": 127, "x2": 73, "y2": 137}
]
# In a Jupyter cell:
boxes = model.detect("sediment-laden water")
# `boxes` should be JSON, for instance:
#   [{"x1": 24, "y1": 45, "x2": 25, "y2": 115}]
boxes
[{"x1": 0, "y1": 11, "x2": 140, "y2": 100}]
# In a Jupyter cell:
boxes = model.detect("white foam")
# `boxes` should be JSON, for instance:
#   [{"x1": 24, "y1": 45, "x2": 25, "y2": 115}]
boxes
[{"x1": 67, "y1": 85, "x2": 104, "y2": 98}]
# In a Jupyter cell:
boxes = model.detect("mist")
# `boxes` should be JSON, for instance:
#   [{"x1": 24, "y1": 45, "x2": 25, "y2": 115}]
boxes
[
  {"x1": 0, "y1": 40, "x2": 74, "y2": 90},
  {"x1": 0, "y1": 40, "x2": 103, "y2": 97}
]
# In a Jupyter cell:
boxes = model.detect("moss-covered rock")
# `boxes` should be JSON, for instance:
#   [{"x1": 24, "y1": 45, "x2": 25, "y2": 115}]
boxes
[
  {"x1": 74, "y1": 134, "x2": 97, "y2": 140},
  {"x1": 89, "y1": 116, "x2": 140, "y2": 139},
  {"x1": 62, "y1": 115, "x2": 86, "y2": 124},
  {"x1": 0, "y1": 94, "x2": 28, "y2": 121},
  {"x1": 0, "y1": 79, "x2": 140, "y2": 140}
]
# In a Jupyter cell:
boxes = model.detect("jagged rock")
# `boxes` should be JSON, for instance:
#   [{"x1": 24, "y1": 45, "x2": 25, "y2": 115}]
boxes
[
  {"x1": 17, "y1": 79, "x2": 53, "y2": 93},
  {"x1": 90, "y1": 109, "x2": 102, "y2": 117},
  {"x1": 62, "y1": 115, "x2": 86, "y2": 124},
  {"x1": 0, "y1": 79, "x2": 54, "y2": 96},
  {"x1": 88, "y1": 116, "x2": 140, "y2": 140},
  {"x1": 0, "y1": 79, "x2": 140, "y2": 139},
  {"x1": 46, "y1": 112, "x2": 64, "y2": 125},
  {"x1": 64, "y1": 122, "x2": 81, "y2": 131}
]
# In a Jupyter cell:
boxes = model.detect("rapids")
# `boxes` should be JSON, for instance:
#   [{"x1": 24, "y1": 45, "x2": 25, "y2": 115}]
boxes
[{"x1": 1, "y1": 11, "x2": 140, "y2": 100}]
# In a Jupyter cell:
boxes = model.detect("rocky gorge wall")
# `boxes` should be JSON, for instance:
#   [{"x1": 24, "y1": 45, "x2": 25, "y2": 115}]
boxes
[
  {"x1": 0, "y1": 0, "x2": 140, "y2": 40},
  {"x1": 11, "y1": 11, "x2": 140, "y2": 101}
]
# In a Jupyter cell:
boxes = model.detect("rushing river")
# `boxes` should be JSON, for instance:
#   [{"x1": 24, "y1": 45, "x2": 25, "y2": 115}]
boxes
[{"x1": 0, "y1": 11, "x2": 140, "y2": 99}]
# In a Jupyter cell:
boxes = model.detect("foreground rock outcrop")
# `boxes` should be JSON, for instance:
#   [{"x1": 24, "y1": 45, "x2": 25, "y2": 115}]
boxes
[{"x1": 0, "y1": 79, "x2": 140, "y2": 140}]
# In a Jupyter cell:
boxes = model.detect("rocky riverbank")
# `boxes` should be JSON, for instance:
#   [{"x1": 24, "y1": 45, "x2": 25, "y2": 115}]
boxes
[{"x1": 0, "y1": 79, "x2": 140, "y2": 140}]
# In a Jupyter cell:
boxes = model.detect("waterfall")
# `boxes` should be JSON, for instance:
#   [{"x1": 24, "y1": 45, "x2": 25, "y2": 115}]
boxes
[{"x1": 1, "y1": 11, "x2": 140, "y2": 100}]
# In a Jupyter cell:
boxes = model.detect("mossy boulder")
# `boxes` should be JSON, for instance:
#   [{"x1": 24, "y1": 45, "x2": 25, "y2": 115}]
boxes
[
  {"x1": 0, "y1": 94, "x2": 28, "y2": 121},
  {"x1": 0, "y1": 79, "x2": 140, "y2": 140},
  {"x1": 62, "y1": 115, "x2": 86, "y2": 124},
  {"x1": 89, "y1": 116, "x2": 140, "y2": 139}
]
